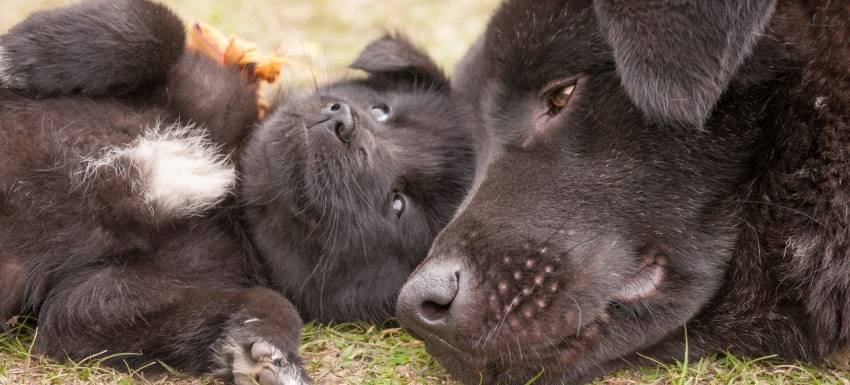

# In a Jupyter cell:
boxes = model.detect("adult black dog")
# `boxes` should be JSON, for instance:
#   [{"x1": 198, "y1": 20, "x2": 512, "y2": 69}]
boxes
[
  {"x1": 0, "y1": 1, "x2": 473, "y2": 384},
  {"x1": 398, "y1": 0, "x2": 849, "y2": 384}
]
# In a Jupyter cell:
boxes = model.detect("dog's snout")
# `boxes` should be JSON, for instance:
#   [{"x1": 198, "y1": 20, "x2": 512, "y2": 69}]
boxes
[
  {"x1": 397, "y1": 260, "x2": 464, "y2": 342},
  {"x1": 320, "y1": 102, "x2": 355, "y2": 143}
]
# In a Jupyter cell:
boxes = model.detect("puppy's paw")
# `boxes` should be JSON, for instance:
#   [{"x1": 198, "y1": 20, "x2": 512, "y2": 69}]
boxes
[
  {"x1": 217, "y1": 335, "x2": 309, "y2": 385},
  {"x1": 84, "y1": 124, "x2": 235, "y2": 220},
  {"x1": 234, "y1": 340, "x2": 309, "y2": 385}
]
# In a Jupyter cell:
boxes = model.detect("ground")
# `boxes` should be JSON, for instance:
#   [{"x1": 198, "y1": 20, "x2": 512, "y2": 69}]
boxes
[{"x1": 1, "y1": 0, "x2": 849, "y2": 384}]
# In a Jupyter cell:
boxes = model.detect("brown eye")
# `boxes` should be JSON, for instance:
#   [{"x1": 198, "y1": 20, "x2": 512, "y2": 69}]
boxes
[{"x1": 546, "y1": 84, "x2": 575, "y2": 114}]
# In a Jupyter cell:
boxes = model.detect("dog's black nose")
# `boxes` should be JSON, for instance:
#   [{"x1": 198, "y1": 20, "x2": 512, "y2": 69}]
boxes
[
  {"x1": 321, "y1": 102, "x2": 355, "y2": 143},
  {"x1": 397, "y1": 260, "x2": 464, "y2": 342}
]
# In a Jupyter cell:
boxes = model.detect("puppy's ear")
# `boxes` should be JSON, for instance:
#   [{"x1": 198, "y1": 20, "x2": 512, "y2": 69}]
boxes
[
  {"x1": 351, "y1": 35, "x2": 449, "y2": 90},
  {"x1": 593, "y1": 0, "x2": 777, "y2": 127}
]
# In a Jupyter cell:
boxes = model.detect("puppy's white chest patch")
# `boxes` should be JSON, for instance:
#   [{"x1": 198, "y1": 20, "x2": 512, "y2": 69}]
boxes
[{"x1": 87, "y1": 124, "x2": 235, "y2": 219}]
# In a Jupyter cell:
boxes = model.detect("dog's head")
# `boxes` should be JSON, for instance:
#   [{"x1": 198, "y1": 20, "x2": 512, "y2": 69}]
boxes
[
  {"x1": 240, "y1": 35, "x2": 475, "y2": 323},
  {"x1": 398, "y1": 0, "x2": 782, "y2": 383}
]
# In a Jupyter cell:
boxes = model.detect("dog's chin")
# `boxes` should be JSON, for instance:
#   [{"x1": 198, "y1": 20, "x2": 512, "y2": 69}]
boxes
[{"x1": 428, "y1": 316, "x2": 609, "y2": 385}]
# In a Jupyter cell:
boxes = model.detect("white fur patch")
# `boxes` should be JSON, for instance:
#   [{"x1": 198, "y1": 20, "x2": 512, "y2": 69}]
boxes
[
  {"x1": 220, "y1": 338, "x2": 309, "y2": 385},
  {"x1": 0, "y1": 46, "x2": 26, "y2": 89},
  {"x1": 84, "y1": 124, "x2": 235, "y2": 219},
  {"x1": 0, "y1": 47, "x2": 13, "y2": 87}
]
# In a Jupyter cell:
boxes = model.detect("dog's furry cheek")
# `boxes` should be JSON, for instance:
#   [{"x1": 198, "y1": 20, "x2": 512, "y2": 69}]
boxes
[{"x1": 86, "y1": 124, "x2": 235, "y2": 220}]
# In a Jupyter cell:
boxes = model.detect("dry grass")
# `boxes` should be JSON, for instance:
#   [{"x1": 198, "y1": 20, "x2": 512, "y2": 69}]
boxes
[{"x1": 2, "y1": 321, "x2": 849, "y2": 385}]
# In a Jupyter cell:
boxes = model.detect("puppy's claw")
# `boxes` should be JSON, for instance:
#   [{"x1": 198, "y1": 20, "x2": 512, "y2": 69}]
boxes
[{"x1": 230, "y1": 340, "x2": 309, "y2": 385}]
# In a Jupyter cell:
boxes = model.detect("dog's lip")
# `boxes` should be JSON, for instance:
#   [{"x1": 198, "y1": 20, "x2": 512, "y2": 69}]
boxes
[
  {"x1": 421, "y1": 256, "x2": 667, "y2": 382},
  {"x1": 421, "y1": 339, "x2": 499, "y2": 384},
  {"x1": 407, "y1": 326, "x2": 466, "y2": 355},
  {"x1": 614, "y1": 252, "x2": 667, "y2": 302},
  {"x1": 440, "y1": 319, "x2": 606, "y2": 384}
]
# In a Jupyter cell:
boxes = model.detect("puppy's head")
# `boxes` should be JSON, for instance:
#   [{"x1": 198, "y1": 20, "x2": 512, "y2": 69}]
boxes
[
  {"x1": 398, "y1": 0, "x2": 782, "y2": 383},
  {"x1": 240, "y1": 35, "x2": 475, "y2": 323}
]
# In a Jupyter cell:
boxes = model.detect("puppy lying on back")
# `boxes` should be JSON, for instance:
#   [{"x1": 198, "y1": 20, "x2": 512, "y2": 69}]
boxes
[{"x1": 0, "y1": 1, "x2": 475, "y2": 384}]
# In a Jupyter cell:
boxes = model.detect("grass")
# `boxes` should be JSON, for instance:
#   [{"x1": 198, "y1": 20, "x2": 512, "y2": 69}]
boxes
[
  {"x1": 2, "y1": 320, "x2": 849, "y2": 385},
  {"x1": 1, "y1": 0, "x2": 850, "y2": 384}
]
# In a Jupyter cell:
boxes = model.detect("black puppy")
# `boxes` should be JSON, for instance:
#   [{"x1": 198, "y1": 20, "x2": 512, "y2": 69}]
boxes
[
  {"x1": 398, "y1": 0, "x2": 849, "y2": 384},
  {"x1": 0, "y1": 1, "x2": 474, "y2": 384}
]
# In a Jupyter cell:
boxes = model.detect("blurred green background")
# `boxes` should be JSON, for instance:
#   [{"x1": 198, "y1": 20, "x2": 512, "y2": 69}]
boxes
[{"x1": 0, "y1": 0, "x2": 500, "y2": 84}]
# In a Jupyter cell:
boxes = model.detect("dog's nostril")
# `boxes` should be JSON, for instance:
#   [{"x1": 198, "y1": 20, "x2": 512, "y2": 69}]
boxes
[
  {"x1": 334, "y1": 121, "x2": 345, "y2": 139},
  {"x1": 421, "y1": 300, "x2": 452, "y2": 322},
  {"x1": 320, "y1": 101, "x2": 355, "y2": 143},
  {"x1": 398, "y1": 263, "x2": 461, "y2": 330}
]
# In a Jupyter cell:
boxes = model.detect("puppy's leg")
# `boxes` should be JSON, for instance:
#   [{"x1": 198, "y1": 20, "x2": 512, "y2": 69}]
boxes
[
  {"x1": 214, "y1": 289, "x2": 311, "y2": 385},
  {"x1": 37, "y1": 268, "x2": 309, "y2": 385},
  {"x1": 163, "y1": 51, "x2": 260, "y2": 153},
  {"x1": 0, "y1": 0, "x2": 260, "y2": 151},
  {"x1": 0, "y1": 0, "x2": 185, "y2": 96}
]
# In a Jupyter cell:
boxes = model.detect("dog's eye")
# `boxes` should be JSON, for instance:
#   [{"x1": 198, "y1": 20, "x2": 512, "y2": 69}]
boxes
[
  {"x1": 391, "y1": 193, "x2": 406, "y2": 218},
  {"x1": 545, "y1": 84, "x2": 575, "y2": 115},
  {"x1": 370, "y1": 103, "x2": 391, "y2": 122}
]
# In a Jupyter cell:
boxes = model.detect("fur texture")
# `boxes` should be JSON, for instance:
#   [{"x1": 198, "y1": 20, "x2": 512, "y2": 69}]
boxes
[
  {"x1": 0, "y1": 1, "x2": 475, "y2": 384},
  {"x1": 397, "y1": 0, "x2": 850, "y2": 384},
  {"x1": 83, "y1": 125, "x2": 236, "y2": 220}
]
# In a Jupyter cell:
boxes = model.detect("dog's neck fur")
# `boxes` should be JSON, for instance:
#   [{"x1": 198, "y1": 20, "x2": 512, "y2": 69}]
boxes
[{"x1": 685, "y1": 0, "x2": 850, "y2": 362}]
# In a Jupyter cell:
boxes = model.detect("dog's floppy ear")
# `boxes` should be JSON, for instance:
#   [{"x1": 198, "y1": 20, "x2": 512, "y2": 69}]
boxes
[
  {"x1": 593, "y1": 0, "x2": 777, "y2": 127},
  {"x1": 351, "y1": 34, "x2": 449, "y2": 90}
]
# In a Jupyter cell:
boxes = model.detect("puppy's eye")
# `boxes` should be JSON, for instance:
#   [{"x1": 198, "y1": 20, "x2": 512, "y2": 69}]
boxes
[
  {"x1": 391, "y1": 193, "x2": 406, "y2": 218},
  {"x1": 545, "y1": 83, "x2": 575, "y2": 115},
  {"x1": 370, "y1": 103, "x2": 391, "y2": 122}
]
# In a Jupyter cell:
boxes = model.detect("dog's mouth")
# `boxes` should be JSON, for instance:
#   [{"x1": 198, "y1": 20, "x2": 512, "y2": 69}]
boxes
[
  {"x1": 428, "y1": 318, "x2": 608, "y2": 385},
  {"x1": 615, "y1": 251, "x2": 666, "y2": 302},
  {"x1": 421, "y1": 251, "x2": 669, "y2": 384}
]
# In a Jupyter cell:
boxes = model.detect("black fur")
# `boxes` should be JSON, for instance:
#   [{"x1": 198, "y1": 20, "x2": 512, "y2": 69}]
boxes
[
  {"x1": 241, "y1": 34, "x2": 475, "y2": 323},
  {"x1": 0, "y1": 0, "x2": 185, "y2": 96},
  {"x1": 0, "y1": 1, "x2": 474, "y2": 384},
  {"x1": 397, "y1": 0, "x2": 850, "y2": 384}
]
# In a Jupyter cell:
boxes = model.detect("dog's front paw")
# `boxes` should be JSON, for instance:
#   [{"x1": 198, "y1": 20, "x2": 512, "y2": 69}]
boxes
[
  {"x1": 216, "y1": 331, "x2": 309, "y2": 385},
  {"x1": 231, "y1": 340, "x2": 309, "y2": 385}
]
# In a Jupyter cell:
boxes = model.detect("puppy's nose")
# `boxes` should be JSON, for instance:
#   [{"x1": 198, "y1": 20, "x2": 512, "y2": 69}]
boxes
[
  {"x1": 321, "y1": 102, "x2": 355, "y2": 143},
  {"x1": 397, "y1": 260, "x2": 464, "y2": 341}
]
